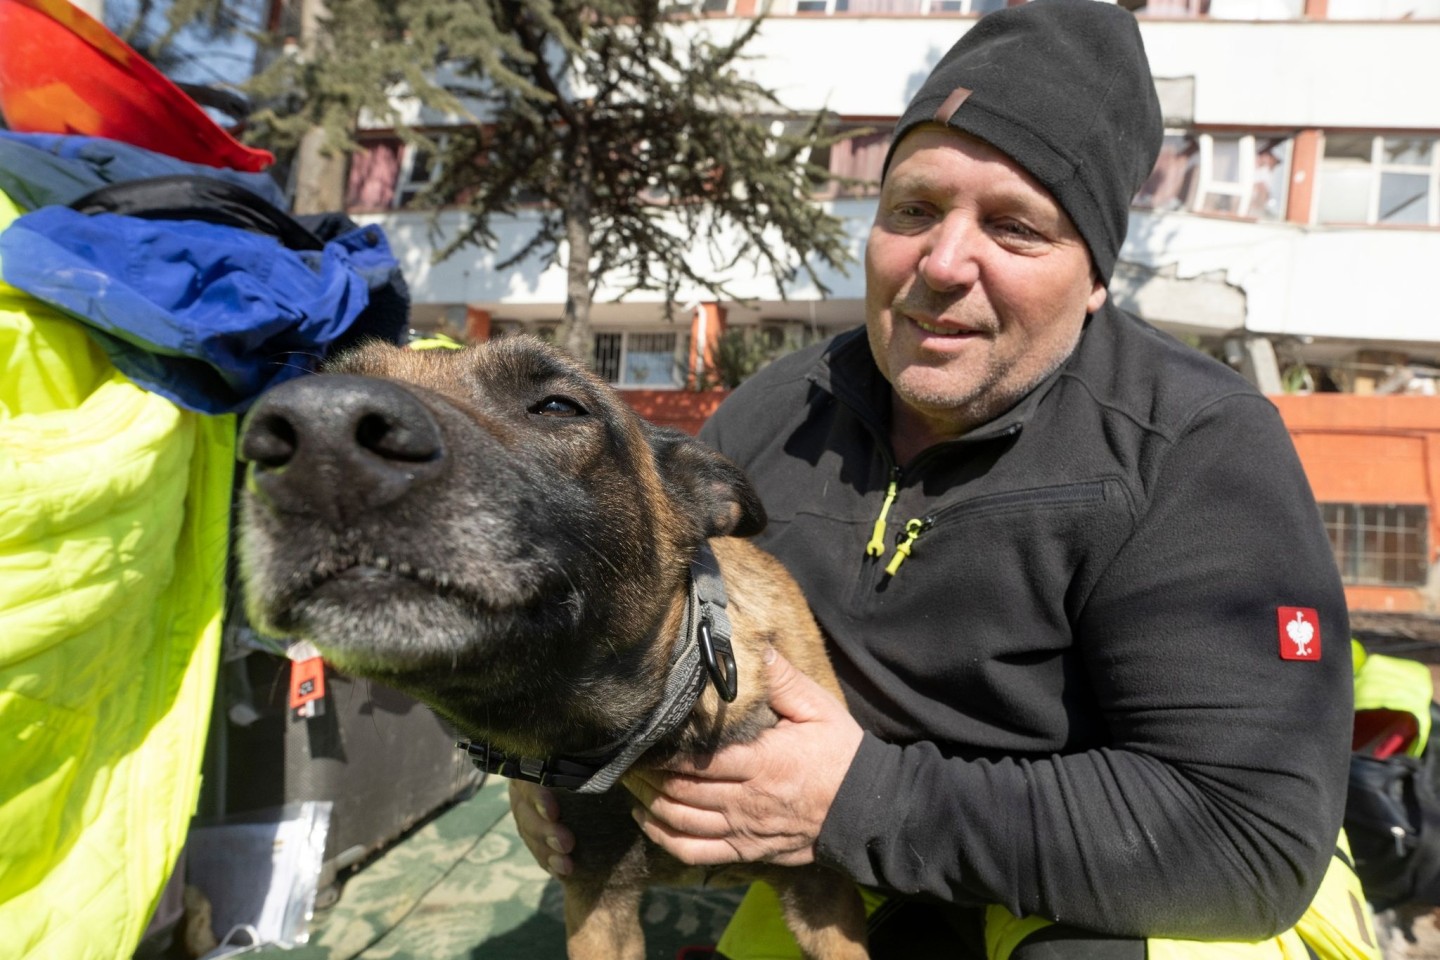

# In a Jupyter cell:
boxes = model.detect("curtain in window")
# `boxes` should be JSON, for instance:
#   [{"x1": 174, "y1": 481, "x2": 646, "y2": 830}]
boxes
[
  {"x1": 346, "y1": 140, "x2": 401, "y2": 210},
  {"x1": 831, "y1": 130, "x2": 891, "y2": 195}
]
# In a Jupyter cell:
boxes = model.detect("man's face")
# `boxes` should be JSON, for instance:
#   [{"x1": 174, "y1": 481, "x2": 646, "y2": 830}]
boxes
[{"x1": 865, "y1": 125, "x2": 1107, "y2": 446}]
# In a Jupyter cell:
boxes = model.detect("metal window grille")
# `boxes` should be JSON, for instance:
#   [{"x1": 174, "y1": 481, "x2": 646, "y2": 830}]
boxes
[
  {"x1": 1322, "y1": 503, "x2": 1429, "y2": 587},
  {"x1": 592, "y1": 332, "x2": 682, "y2": 387},
  {"x1": 593, "y1": 332, "x2": 624, "y2": 384}
]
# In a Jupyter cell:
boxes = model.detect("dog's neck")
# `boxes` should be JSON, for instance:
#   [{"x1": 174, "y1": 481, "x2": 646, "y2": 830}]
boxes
[{"x1": 451, "y1": 542, "x2": 745, "y2": 792}]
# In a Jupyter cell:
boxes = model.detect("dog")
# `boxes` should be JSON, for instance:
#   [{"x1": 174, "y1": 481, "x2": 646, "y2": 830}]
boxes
[{"x1": 236, "y1": 335, "x2": 869, "y2": 959}]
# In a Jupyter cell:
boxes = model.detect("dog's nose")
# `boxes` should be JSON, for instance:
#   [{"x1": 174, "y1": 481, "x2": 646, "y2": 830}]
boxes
[{"x1": 240, "y1": 374, "x2": 446, "y2": 521}]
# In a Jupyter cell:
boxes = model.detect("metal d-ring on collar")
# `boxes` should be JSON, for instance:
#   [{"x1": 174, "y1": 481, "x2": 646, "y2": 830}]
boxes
[{"x1": 456, "y1": 541, "x2": 739, "y2": 794}]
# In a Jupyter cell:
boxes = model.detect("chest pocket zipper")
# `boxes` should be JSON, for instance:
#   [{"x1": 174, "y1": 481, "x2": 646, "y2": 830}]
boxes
[
  {"x1": 885, "y1": 518, "x2": 931, "y2": 576},
  {"x1": 875, "y1": 481, "x2": 1110, "y2": 579}
]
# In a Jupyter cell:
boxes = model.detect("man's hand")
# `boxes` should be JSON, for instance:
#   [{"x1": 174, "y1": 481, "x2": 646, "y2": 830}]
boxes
[
  {"x1": 509, "y1": 779, "x2": 575, "y2": 877},
  {"x1": 625, "y1": 647, "x2": 864, "y2": 867}
]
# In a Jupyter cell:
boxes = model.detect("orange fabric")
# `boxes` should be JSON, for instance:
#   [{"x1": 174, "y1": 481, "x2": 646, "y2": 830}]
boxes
[{"x1": 0, "y1": 0, "x2": 273, "y2": 172}]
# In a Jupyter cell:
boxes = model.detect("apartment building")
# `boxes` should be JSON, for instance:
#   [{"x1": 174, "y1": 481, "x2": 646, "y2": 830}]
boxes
[{"x1": 341, "y1": 0, "x2": 1440, "y2": 613}]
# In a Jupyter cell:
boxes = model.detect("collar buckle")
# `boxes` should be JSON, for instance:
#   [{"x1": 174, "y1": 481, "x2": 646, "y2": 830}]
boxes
[
  {"x1": 456, "y1": 740, "x2": 597, "y2": 790},
  {"x1": 698, "y1": 617, "x2": 738, "y2": 702}
]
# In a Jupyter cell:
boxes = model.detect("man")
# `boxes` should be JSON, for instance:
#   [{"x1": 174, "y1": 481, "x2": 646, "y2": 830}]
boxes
[{"x1": 514, "y1": 1, "x2": 1369, "y2": 956}]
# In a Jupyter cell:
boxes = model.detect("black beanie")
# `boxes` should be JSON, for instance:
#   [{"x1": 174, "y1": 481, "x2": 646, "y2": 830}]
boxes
[{"x1": 883, "y1": 0, "x2": 1163, "y2": 286}]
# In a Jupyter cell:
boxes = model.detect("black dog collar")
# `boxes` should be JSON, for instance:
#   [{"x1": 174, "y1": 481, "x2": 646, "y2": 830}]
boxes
[{"x1": 457, "y1": 541, "x2": 738, "y2": 794}]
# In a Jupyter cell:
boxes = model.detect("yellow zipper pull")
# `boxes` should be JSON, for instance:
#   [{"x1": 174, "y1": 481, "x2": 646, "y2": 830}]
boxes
[
  {"x1": 866, "y1": 472, "x2": 900, "y2": 558},
  {"x1": 885, "y1": 518, "x2": 929, "y2": 577}
]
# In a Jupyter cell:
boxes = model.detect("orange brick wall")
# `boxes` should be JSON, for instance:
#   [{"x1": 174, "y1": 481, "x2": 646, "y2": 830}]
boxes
[
  {"x1": 1272, "y1": 395, "x2": 1440, "y2": 613},
  {"x1": 619, "y1": 389, "x2": 729, "y2": 436}
]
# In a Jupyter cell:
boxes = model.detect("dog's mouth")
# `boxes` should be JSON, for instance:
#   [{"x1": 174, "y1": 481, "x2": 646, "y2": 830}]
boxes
[
  {"x1": 250, "y1": 560, "x2": 505, "y2": 676},
  {"x1": 285, "y1": 551, "x2": 477, "y2": 615},
  {"x1": 317, "y1": 555, "x2": 449, "y2": 588},
  {"x1": 242, "y1": 534, "x2": 572, "y2": 669}
]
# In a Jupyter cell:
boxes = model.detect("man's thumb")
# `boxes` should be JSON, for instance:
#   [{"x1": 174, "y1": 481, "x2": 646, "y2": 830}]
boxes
[{"x1": 763, "y1": 647, "x2": 830, "y2": 723}]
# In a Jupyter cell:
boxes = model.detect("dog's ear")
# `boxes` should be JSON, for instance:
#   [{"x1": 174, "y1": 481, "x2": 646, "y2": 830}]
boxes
[{"x1": 648, "y1": 426, "x2": 766, "y2": 539}]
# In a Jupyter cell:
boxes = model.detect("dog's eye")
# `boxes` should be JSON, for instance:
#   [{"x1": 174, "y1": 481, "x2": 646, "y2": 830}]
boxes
[{"x1": 529, "y1": 396, "x2": 586, "y2": 418}]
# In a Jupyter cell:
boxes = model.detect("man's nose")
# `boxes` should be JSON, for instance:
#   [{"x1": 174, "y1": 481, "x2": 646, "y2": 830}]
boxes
[{"x1": 918, "y1": 213, "x2": 981, "y2": 292}]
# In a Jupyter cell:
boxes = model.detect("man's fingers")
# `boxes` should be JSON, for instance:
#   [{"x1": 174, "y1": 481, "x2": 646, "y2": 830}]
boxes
[
  {"x1": 627, "y1": 771, "x2": 737, "y2": 835},
  {"x1": 633, "y1": 751, "x2": 752, "y2": 786},
  {"x1": 632, "y1": 805, "x2": 745, "y2": 865},
  {"x1": 508, "y1": 780, "x2": 575, "y2": 877},
  {"x1": 633, "y1": 795, "x2": 735, "y2": 840},
  {"x1": 632, "y1": 805, "x2": 814, "y2": 868}
]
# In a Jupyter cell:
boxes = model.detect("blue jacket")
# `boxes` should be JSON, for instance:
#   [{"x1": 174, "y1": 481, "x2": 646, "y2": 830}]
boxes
[{"x1": 0, "y1": 205, "x2": 399, "y2": 413}]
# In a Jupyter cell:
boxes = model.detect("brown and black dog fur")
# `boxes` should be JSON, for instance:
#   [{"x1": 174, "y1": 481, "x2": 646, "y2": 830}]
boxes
[{"x1": 236, "y1": 336, "x2": 868, "y2": 959}]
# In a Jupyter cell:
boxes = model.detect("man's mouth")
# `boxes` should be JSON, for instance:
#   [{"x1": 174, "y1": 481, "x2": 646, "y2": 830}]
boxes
[{"x1": 910, "y1": 315, "x2": 976, "y2": 337}]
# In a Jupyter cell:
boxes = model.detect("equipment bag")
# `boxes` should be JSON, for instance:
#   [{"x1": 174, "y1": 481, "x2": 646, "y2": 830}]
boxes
[{"x1": 1345, "y1": 642, "x2": 1440, "y2": 909}]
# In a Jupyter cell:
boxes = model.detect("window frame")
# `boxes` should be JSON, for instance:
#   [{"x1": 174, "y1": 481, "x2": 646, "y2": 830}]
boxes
[{"x1": 394, "y1": 135, "x2": 449, "y2": 209}]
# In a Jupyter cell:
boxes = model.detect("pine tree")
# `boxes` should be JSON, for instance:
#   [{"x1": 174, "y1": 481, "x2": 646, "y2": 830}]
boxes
[{"x1": 244, "y1": 0, "x2": 856, "y2": 365}]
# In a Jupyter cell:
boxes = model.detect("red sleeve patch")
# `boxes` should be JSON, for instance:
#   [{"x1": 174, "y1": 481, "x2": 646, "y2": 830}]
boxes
[{"x1": 1278, "y1": 606, "x2": 1321, "y2": 661}]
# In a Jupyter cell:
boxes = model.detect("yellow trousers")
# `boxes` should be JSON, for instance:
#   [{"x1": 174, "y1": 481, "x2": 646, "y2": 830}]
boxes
[{"x1": 717, "y1": 846, "x2": 1381, "y2": 960}]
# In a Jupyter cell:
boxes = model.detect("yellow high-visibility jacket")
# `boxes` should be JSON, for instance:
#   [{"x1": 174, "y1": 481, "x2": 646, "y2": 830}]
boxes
[{"x1": 0, "y1": 190, "x2": 233, "y2": 959}]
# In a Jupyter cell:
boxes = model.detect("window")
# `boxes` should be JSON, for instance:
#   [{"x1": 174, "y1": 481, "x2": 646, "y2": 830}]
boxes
[
  {"x1": 1317, "y1": 135, "x2": 1439, "y2": 227},
  {"x1": 1328, "y1": 0, "x2": 1440, "y2": 18},
  {"x1": 1133, "y1": 132, "x2": 1290, "y2": 221},
  {"x1": 925, "y1": 0, "x2": 1006, "y2": 12},
  {"x1": 1120, "y1": 0, "x2": 1209, "y2": 15},
  {"x1": 791, "y1": 0, "x2": 1001, "y2": 12},
  {"x1": 593, "y1": 332, "x2": 684, "y2": 387},
  {"x1": 1322, "y1": 503, "x2": 1429, "y2": 587},
  {"x1": 395, "y1": 136, "x2": 448, "y2": 208},
  {"x1": 1207, "y1": 0, "x2": 1303, "y2": 17},
  {"x1": 1122, "y1": 0, "x2": 1306, "y2": 16},
  {"x1": 809, "y1": 126, "x2": 890, "y2": 198},
  {"x1": 659, "y1": 0, "x2": 713, "y2": 11}
]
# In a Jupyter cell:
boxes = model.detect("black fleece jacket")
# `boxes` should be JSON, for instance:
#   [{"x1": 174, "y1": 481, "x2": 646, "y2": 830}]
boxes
[{"x1": 699, "y1": 305, "x2": 1352, "y2": 939}]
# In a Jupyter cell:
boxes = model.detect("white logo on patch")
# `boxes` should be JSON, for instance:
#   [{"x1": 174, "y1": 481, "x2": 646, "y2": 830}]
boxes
[{"x1": 1286, "y1": 611, "x2": 1315, "y2": 657}]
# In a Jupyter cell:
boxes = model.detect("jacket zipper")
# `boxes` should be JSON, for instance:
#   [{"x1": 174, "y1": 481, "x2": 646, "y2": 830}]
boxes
[{"x1": 865, "y1": 467, "x2": 901, "y2": 558}]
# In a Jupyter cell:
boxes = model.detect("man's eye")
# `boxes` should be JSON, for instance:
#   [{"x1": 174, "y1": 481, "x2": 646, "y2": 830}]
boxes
[
  {"x1": 530, "y1": 396, "x2": 586, "y2": 417},
  {"x1": 995, "y1": 220, "x2": 1042, "y2": 241}
]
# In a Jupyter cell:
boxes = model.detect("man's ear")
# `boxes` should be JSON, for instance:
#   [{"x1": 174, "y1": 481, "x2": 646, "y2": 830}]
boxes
[{"x1": 647, "y1": 425, "x2": 767, "y2": 539}]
